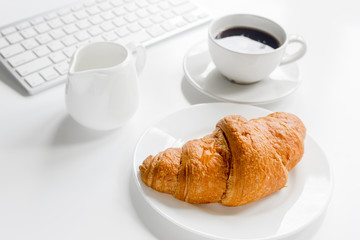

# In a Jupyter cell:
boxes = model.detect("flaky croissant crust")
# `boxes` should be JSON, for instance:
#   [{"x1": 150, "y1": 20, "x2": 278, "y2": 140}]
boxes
[{"x1": 139, "y1": 112, "x2": 306, "y2": 207}]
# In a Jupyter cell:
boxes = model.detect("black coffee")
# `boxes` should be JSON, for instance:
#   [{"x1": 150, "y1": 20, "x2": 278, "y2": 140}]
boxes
[{"x1": 215, "y1": 27, "x2": 280, "y2": 53}]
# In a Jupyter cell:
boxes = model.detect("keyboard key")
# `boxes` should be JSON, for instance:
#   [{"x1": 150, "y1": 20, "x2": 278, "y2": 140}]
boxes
[
  {"x1": 151, "y1": 15, "x2": 164, "y2": 24},
  {"x1": 158, "y1": 1, "x2": 171, "y2": 10},
  {"x1": 131, "y1": 30, "x2": 151, "y2": 43},
  {"x1": 16, "y1": 57, "x2": 52, "y2": 76},
  {"x1": 124, "y1": 13, "x2": 138, "y2": 22},
  {"x1": 49, "y1": 52, "x2": 66, "y2": 63},
  {"x1": 35, "y1": 23, "x2": 51, "y2": 33},
  {"x1": 72, "y1": 4, "x2": 83, "y2": 12},
  {"x1": 77, "y1": 20, "x2": 91, "y2": 29},
  {"x1": 198, "y1": 12, "x2": 209, "y2": 19},
  {"x1": 136, "y1": 9, "x2": 150, "y2": 18},
  {"x1": 44, "y1": 12, "x2": 58, "y2": 21},
  {"x1": 0, "y1": 38, "x2": 10, "y2": 49},
  {"x1": 63, "y1": 46, "x2": 77, "y2": 58},
  {"x1": 0, "y1": 44, "x2": 25, "y2": 58},
  {"x1": 84, "y1": 0, "x2": 96, "y2": 7},
  {"x1": 54, "y1": 61, "x2": 69, "y2": 75},
  {"x1": 146, "y1": 25, "x2": 165, "y2": 37},
  {"x1": 33, "y1": 45, "x2": 51, "y2": 57},
  {"x1": 48, "y1": 40, "x2": 64, "y2": 52},
  {"x1": 112, "y1": 18, "x2": 126, "y2": 27},
  {"x1": 25, "y1": 73, "x2": 45, "y2": 87},
  {"x1": 183, "y1": 13, "x2": 197, "y2": 22},
  {"x1": 147, "y1": 5, "x2": 160, "y2": 14},
  {"x1": 58, "y1": 8, "x2": 71, "y2": 16},
  {"x1": 175, "y1": 19, "x2": 187, "y2": 27},
  {"x1": 6, "y1": 33, "x2": 23, "y2": 44},
  {"x1": 63, "y1": 24, "x2": 78, "y2": 34},
  {"x1": 76, "y1": 40, "x2": 91, "y2": 48},
  {"x1": 89, "y1": 15, "x2": 104, "y2": 25},
  {"x1": 161, "y1": 22, "x2": 176, "y2": 32},
  {"x1": 1, "y1": 26, "x2": 16, "y2": 35},
  {"x1": 89, "y1": 35, "x2": 105, "y2": 43},
  {"x1": 87, "y1": 6, "x2": 101, "y2": 15},
  {"x1": 127, "y1": 23, "x2": 141, "y2": 32},
  {"x1": 116, "y1": 29, "x2": 150, "y2": 45},
  {"x1": 136, "y1": 0, "x2": 148, "y2": 8},
  {"x1": 62, "y1": 36, "x2": 77, "y2": 46},
  {"x1": 20, "y1": 28, "x2": 37, "y2": 38},
  {"x1": 101, "y1": 11, "x2": 115, "y2": 20},
  {"x1": 16, "y1": 22, "x2": 31, "y2": 30},
  {"x1": 169, "y1": 0, "x2": 188, "y2": 6},
  {"x1": 113, "y1": 7, "x2": 126, "y2": 16},
  {"x1": 50, "y1": 29, "x2": 66, "y2": 39},
  {"x1": 48, "y1": 19, "x2": 64, "y2": 29},
  {"x1": 103, "y1": 31, "x2": 118, "y2": 41},
  {"x1": 21, "y1": 38, "x2": 39, "y2": 50},
  {"x1": 8, "y1": 51, "x2": 36, "y2": 67},
  {"x1": 88, "y1": 26, "x2": 102, "y2": 36},
  {"x1": 110, "y1": 0, "x2": 123, "y2": 7},
  {"x1": 115, "y1": 27, "x2": 130, "y2": 37},
  {"x1": 75, "y1": 31, "x2": 91, "y2": 41},
  {"x1": 125, "y1": 3, "x2": 137, "y2": 12},
  {"x1": 61, "y1": 14, "x2": 76, "y2": 24},
  {"x1": 36, "y1": 34, "x2": 52, "y2": 44},
  {"x1": 139, "y1": 19, "x2": 153, "y2": 28},
  {"x1": 162, "y1": 11, "x2": 175, "y2": 19},
  {"x1": 173, "y1": 3, "x2": 195, "y2": 15},
  {"x1": 98, "y1": 2, "x2": 112, "y2": 11},
  {"x1": 40, "y1": 67, "x2": 59, "y2": 81},
  {"x1": 30, "y1": 17, "x2": 44, "y2": 25},
  {"x1": 100, "y1": 22, "x2": 115, "y2": 31},
  {"x1": 74, "y1": 10, "x2": 88, "y2": 20}
]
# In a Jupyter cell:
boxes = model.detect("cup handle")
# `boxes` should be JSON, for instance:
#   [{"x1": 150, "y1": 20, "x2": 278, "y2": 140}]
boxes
[
  {"x1": 127, "y1": 42, "x2": 146, "y2": 74},
  {"x1": 280, "y1": 35, "x2": 307, "y2": 65}
]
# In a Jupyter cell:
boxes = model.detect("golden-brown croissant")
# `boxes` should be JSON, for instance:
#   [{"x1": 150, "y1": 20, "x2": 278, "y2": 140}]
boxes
[{"x1": 139, "y1": 112, "x2": 306, "y2": 207}]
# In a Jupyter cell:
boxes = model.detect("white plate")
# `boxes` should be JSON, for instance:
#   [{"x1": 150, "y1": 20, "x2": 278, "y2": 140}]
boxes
[
  {"x1": 183, "y1": 40, "x2": 302, "y2": 105},
  {"x1": 133, "y1": 103, "x2": 333, "y2": 240}
]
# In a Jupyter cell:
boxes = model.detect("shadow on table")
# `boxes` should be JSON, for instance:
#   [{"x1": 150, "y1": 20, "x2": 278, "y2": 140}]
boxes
[
  {"x1": 129, "y1": 171, "x2": 327, "y2": 240},
  {"x1": 52, "y1": 115, "x2": 116, "y2": 146},
  {"x1": 181, "y1": 77, "x2": 219, "y2": 105},
  {"x1": 0, "y1": 64, "x2": 29, "y2": 96}
]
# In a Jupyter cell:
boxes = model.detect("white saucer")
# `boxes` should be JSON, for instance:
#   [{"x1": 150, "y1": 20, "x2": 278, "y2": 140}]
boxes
[
  {"x1": 183, "y1": 40, "x2": 302, "y2": 105},
  {"x1": 133, "y1": 103, "x2": 333, "y2": 240}
]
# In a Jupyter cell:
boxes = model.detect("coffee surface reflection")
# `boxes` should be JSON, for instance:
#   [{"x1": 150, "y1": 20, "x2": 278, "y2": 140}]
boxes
[{"x1": 215, "y1": 27, "x2": 280, "y2": 54}]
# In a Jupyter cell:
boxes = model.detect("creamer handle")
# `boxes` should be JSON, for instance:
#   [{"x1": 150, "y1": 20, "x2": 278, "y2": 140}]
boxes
[{"x1": 127, "y1": 42, "x2": 146, "y2": 74}]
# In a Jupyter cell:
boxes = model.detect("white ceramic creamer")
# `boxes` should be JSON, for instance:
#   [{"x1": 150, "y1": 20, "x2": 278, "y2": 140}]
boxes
[{"x1": 66, "y1": 42, "x2": 145, "y2": 130}]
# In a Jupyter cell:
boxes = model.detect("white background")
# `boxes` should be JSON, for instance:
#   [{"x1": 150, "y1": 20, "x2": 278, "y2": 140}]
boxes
[{"x1": 0, "y1": 0, "x2": 359, "y2": 239}]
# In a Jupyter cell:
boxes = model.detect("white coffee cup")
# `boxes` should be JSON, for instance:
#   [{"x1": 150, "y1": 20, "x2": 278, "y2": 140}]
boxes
[
  {"x1": 208, "y1": 14, "x2": 307, "y2": 84},
  {"x1": 65, "y1": 42, "x2": 145, "y2": 130}
]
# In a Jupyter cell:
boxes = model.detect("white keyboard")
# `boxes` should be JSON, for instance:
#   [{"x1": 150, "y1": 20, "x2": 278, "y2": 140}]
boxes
[{"x1": 0, "y1": 0, "x2": 211, "y2": 95}]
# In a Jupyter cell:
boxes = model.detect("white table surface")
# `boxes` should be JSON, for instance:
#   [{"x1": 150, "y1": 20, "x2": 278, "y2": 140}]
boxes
[{"x1": 0, "y1": 0, "x2": 359, "y2": 239}]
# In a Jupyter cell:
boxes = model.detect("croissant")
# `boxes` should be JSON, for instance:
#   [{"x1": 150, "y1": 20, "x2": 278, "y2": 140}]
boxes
[{"x1": 139, "y1": 112, "x2": 306, "y2": 207}]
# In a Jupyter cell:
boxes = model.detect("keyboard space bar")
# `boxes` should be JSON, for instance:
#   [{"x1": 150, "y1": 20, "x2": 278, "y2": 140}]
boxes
[{"x1": 16, "y1": 57, "x2": 52, "y2": 77}]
